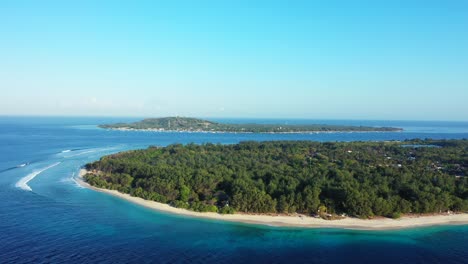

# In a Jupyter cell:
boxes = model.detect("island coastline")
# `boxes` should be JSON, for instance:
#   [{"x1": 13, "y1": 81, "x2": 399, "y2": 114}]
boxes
[
  {"x1": 99, "y1": 117, "x2": 403, "y2": 134},
  {"x1": 77, "y1": 169, "x2": 468, "y2": 230},
  {"x1": 103, "y1": 127, "x2": 403, "y2": 134}
]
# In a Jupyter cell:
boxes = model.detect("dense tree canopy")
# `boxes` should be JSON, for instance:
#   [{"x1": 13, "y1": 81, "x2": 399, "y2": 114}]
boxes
[{"x1": 85, "y1": 139, "x2": 468, "y2": 218}]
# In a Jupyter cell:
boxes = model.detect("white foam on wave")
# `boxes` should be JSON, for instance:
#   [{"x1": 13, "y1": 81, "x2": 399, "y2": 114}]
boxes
[
  {"x1": 72, "y1": 177, "x2": 85, "y2": 188},
  {"x1": 15, "y1": 162, "x2": 61, "y2": 191},
  {"x1": 61, "y1": 149, "x2": 71, "y2": 153},
  {"x1": 59, "y1": 172, "x2": 74, "y2": 183},
  {"x1": 60, "y1": 172, "x2": 83, "y2": 188},
  {"x1": 64, "y1": 149, "x2": 97, "y2": 158},
  {"x1": 62, "y1": 171, "x2": 86, "y2": 189},
  {"x1": 64, "y1": 147, "x2": 116, "y2": 158}
]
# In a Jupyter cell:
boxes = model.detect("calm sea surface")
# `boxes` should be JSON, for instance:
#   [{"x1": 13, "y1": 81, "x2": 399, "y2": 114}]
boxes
[{"x1": 0, "y1": 116, "x2": 467, "y2": 264}]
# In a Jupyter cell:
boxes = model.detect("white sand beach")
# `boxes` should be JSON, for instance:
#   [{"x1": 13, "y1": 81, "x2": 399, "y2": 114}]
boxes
[{"x1": 78, "y1": 169, "x2": 468, "y2": 230}]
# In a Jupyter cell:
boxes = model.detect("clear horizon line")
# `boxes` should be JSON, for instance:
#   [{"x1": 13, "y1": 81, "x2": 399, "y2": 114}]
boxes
[{"x1": 0, "y1": 114, "x2": 467, "y2": 123}]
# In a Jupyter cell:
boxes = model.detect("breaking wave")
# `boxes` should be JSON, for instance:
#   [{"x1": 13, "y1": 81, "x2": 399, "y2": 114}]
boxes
[{"x1": 15, "y1": 162, "x2": 61, "y2": 191}]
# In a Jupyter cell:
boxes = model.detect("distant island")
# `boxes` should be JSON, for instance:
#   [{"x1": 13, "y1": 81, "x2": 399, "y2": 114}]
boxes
[
  {"x1": 98, "y1": 117, "x2": 403, "y2": 133},
  {"x1": 83, "y1": 139, "x2": 467, "y2": 221}
]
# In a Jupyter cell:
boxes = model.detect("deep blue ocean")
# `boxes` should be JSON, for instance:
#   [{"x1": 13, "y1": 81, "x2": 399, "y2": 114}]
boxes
[{"x1": 0, "y1": 116, "x2": 467, "y2": 264}]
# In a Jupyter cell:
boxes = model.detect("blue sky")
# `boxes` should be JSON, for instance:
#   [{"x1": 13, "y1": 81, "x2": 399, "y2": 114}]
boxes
[{"x1": 1, "y1": 1, "x2": 467, "y2": 120}]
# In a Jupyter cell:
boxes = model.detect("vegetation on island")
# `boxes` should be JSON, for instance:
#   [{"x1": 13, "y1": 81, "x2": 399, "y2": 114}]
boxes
[
  {"x1": 99, "y1": 117, "x2": 402, "y2": 133},
  {"x1": 84, "y1": 139, "x2": 468, "y2": 219}
]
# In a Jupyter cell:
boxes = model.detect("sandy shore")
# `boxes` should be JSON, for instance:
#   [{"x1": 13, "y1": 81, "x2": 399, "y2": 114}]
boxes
[{"x1": 78, "y1": 169, "x2": 468, "y2": 230}]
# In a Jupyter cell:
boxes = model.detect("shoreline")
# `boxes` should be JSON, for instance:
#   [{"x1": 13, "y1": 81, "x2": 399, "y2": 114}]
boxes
[
  {"x1": 78, "y1": 169, "x2": 468, "y2": 230},
  {"x1": 101, "y1": 127, "x2": 402, "y2": 134}
]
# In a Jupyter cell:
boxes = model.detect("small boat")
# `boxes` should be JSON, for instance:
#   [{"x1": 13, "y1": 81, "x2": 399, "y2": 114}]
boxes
[{"x1": 17, "y1": 163, "x2": 29, "y2": 168}]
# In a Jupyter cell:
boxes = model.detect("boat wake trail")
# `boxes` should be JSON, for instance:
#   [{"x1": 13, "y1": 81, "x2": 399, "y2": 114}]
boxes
[
  {"x1": 0, "y1": 163, "x2": 31, "y2": 174},
  {"x1": 15, "y1": 162, "x2": 61, "y2": 191}
]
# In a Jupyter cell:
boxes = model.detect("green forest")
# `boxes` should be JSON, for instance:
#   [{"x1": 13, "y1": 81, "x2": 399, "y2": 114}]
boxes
[
  {"x1": 99, "y1": 117, "x2": 402, "y2": 133},
  {"x1": 84, "y1": 139, "x2": 468, "y2": 218}
]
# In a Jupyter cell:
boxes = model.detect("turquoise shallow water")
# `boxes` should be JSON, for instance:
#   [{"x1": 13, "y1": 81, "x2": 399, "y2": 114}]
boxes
[{"x1": 0, "y1": 117, "x2": 467, "y2": 263}]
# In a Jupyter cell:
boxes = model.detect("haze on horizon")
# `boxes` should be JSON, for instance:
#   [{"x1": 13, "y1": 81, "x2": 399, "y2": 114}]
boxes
[{"x1": 1, "y1": 1, "x2": 467, "y2": 121}]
